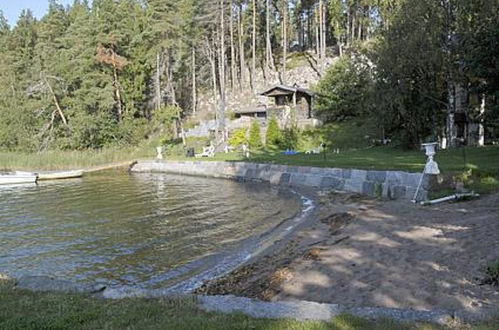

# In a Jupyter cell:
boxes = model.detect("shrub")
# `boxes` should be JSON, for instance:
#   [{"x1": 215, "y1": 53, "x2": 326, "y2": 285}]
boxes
[
  {"x1": 279, "y1": 125, "x2": 300, "y2": 150},
  {"x1": 227, "y1": 110, "x2": 237, "y2": 120},
  {"x1": 314, "y1": 56, "x2": 373, "y2": 122},
  {"x1": 248, "y1": 120, "x2": 263, "y2": 149},
  {"x1": 265, "y1": 116, "x2": 281, "y2": 149},
  {"x1": 484, "y1": 260, "x2": 499, "y2": 287},
  {"x1": 229, "y1": 128, "x2": 248, "y2": 147}
]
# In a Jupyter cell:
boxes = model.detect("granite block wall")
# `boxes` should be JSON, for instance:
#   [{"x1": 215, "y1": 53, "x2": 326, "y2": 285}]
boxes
[{"x1": 131, "y1": 161, "x2": 428, "y2": 200}]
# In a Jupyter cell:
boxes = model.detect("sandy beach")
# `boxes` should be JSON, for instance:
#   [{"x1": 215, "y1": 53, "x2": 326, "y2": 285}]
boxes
[{"x1": 197, "y1": 192, "x2": 499, "y2": 316}]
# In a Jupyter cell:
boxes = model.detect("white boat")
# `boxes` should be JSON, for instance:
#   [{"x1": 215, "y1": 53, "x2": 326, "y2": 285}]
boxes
[
  {"x1": 0, "y1": 171, "x2": 38, "y2": 185},
  {"x1": 38, "y1": 170, "x2": 84, "y2": 181}
]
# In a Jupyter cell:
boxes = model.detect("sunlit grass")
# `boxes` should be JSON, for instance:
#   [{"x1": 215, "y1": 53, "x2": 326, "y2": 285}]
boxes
[
  {"x1": 2, "y1": 279, "x2": 492, "y2": 330},
  {"x1": 169, "y1": 146, "x2": 499, "y2": 173},
  {"x1": 1, "y1": 144, "x2": 498, "y2": 193}
]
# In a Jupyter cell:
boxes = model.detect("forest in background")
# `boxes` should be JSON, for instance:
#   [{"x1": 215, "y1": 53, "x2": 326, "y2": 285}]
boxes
[{"x1": 0, "y1": 0, "x2": 498, "y2": 152}]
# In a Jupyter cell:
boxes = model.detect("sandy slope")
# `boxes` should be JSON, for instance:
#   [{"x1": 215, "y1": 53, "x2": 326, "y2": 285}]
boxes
[{"x1": 197, "y1": 192, "x2": 499, "y2": 316}]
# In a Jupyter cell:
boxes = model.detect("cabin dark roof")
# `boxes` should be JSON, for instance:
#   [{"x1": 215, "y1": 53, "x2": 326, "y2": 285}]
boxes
[{"x1": 260, "y1": 84, "x2": 314, "y2": 97}]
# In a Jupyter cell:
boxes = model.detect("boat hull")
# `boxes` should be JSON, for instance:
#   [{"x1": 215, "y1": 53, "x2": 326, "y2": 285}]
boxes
[
  {"x1": 0, "y1": 174, "x2": 37, "y2": 185},
  {"x1": 38, "y1": 170, "x2": 83, "y2": 181}
]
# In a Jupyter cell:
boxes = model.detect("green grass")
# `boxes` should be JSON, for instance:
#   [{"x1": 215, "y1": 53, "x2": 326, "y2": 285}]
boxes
[
  {"x1": 169, "y1": 146, "x2": 499, "y2": 194},
  {"x1": 171, "y1": 146, "x2": 499, "y2": 173},
  {"x1": 1, "y1": 280, "x2": 494, "y2": 330},
  {"x1": 1, "y1": 140, "x2": 498, "y2": 193}
]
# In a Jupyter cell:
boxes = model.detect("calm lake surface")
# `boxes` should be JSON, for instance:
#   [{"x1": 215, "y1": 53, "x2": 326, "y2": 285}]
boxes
[{"x1": 0, "y1": 172, "x2": 301, "y2": 289}]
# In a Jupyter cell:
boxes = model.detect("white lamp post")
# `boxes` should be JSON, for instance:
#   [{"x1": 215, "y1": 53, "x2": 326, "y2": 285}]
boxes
[
  {"x1": 156, "y1": 146, "x2": 163, "y2": 160},
  {"x1": 412, "y1": 142, "x2": 440, "y2": 202},
  {"x1": 422, "y1": 142, "x2": 440, "y2": 175}
]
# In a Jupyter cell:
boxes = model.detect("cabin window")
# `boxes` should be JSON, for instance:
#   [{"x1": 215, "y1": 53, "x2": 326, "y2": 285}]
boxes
[{"x1": 276, "y1": 96, "x2": 286, "y2": 106}]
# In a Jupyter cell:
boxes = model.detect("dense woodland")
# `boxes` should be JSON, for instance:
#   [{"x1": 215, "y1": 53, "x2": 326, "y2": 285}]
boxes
[{"x1": 0, "y1": 0, "x2": 498, "y2": 151}]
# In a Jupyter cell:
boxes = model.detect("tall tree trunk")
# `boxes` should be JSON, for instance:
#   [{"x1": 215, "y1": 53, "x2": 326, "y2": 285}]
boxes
[
  {"x1": 113, "y1": 66, "x2": 123, "y2": 122},
  {"x1": 351, "y1": 6, "x2": 356, "y2": 42},
  {"x1": 207, "y1": 39, "x2": 218, "y2": 114},
  {"x1": 218, "y1": 0, "x2": 226, "y2": 136},
  {"x1": 315, "y1": 7, "x2": 320, "y2": 55},
  {"x1": 346, "y1": 7, "x2": 351, "y2": 46},
  {"x1": 156, "y1": 52, "x2": 161, "y2": 112},
  {"x1": 300, "y1": 14, "x2": 305, "y2": 50},
  {"x1": 191, "y1": 48, "x2": 197, "y2": 115},
  {"x1": 478, "y1": 94, "x2": 486, "y2": 146},
  {"x1": 357, "y1": 9, "x2": 363, "y2": 40},
  {"x1": 230, "y1": 0, "x2": 236, "y2": 91},
  {"x1": 319, "y1": 0, "x2": 323, "y2": 64},
  {"x1": 282, "y1": 1, "x2": 287, "y2": 84},
  {"x1": 265, "y1": 0, "x2": 275, "y2": 72},
  {"x1": 42, "y1": 74, "x2": 69, "y2": 127},
  {"x1": 307, "y1": 10, "x2": 312, "y2": 49},
  {"x1": 251, "y1": 0, "x2": 256, "y2": 91},
  {"x1": 320, "y1": 0, "x2": 326, "y2": 72},
  {"x1": 446, "y1": 77, "x2": 456, "y2": 148},
  {"x1": 443, "y1": 0, "x2": 465, "y2": 148},
  {"x1": 166, "y1": 51, "x2": 185, "y2": 146},
  {"x1": 238, "y1": 4, "x2": 246, "y2": 89}
]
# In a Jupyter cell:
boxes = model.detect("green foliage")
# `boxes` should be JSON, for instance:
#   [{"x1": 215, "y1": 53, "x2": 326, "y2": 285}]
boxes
[
  {"x1": 153, "y1": 105, "x2": 179, "y2": 128},
  {"x1": 314, "y1": 121, "x2": 376, "y2": 150},
  {"x1": 314, "y1": 56, "x2": 373, "y2": 122},
  {"x1": 248, "y1": 120, "x2": 263, "y2": 150},
  {"x1": 484, "y1": 260, "x2": 499, "y2": 287},
  {"x1": 265, "y1": 116, "x2": 281, "y2": 149},
  {"x1": 1, "y1": 0, "x2": 498, "y2": 154},
  {"x1": 453, "y1": 168, "x2": 499, "y2": 194},
  {"x1": 279, "y1": 125, "x2": 300, "y2": 150},
  {"x1": 229, "y1": 128, "x2": 248, "y2": 147},
  {"x1": 226, "y1": 110, "x2": 237, "y2": 121},
  {"x1": 0, "y1": 0, "x2": 199, "y2": 152},
  {"x1": 315, "y1": 0, "x2": 499, "y2": 149},
  {"x1": 454, "y1": 169, "x2": 474, "y2": 186}
]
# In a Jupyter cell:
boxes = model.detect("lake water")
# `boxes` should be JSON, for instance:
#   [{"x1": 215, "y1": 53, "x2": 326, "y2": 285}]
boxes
[{"x1": 0, "y1": 172, "x2": 302, "y2": 290}]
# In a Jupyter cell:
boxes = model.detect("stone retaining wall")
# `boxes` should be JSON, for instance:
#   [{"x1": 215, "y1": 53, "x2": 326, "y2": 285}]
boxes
[{"x1": 131, "y1": 160, "x2": 428, "y2": 200}]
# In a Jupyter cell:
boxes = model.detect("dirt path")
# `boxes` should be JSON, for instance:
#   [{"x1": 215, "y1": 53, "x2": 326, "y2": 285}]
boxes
[{"x1": 197, "y1": 192, "x2": 499, "y2": 316}]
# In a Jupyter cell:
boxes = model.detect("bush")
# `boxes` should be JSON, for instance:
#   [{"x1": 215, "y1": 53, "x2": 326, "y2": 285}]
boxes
[
  {"x1": 229, "y1": 128, "x2": 248, "y2": 147},
  {"x1": 279, "y1": 125, "x2": 300, "y2": 150},
  {"x1": 483, "y1": 260, "x2": 499, "y2": 287},
  {"x1": 265, "y1": 116, "x2": 281, "y2": 149},
  {"x1": 248, "y1": 120, "x2": 263, "y2": 149},
  {"x1": 314, "y1": 56, "x2": 373, "y2": 122},
  {"x1": 227, "y1": 110, "x2": 238, "y2": 120}
]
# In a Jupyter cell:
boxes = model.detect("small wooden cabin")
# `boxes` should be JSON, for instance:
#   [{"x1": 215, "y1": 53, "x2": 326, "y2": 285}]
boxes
[
  {"x1": 260, "y1": 84, "x2": 314, "y2": 119},
  {"x1": 233, "y1": 105, "x2": 267, "y2": 119}
]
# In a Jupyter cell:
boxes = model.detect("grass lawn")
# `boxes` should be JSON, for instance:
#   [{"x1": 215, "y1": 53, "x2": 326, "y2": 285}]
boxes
[
  {"x1": 1, "y1": 280, "x2": 495, "y2": 330},
  {"x1": 1, "y1": 143, "x2": 498, "y2": 193},
  {"x1": 167, "y1": 146, "x2": 499, "y2": 194},
  {"x1": 167, "y1": 146, "x2": 498, "y2": 173}
]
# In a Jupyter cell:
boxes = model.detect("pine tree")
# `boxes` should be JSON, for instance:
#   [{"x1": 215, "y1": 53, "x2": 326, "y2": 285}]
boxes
[
  {"x1": 265, "y1": 115, "x2": 281, "y2": 149},
  {"x1": 248, "y1": 120, "x2": 263, "y2": 149}
]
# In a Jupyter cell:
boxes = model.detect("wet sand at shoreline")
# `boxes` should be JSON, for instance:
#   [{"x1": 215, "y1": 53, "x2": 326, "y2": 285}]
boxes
[{"x1": 196, "y1": 192, "x2": 499, "y2": 315}]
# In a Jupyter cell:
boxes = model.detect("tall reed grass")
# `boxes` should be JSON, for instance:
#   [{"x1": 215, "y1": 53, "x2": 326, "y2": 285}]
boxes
[{"x1": 0, "y1": 146, "x2": 155, "y2": 171}]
